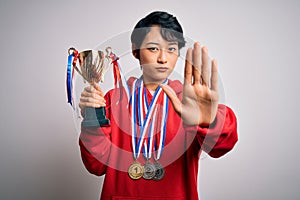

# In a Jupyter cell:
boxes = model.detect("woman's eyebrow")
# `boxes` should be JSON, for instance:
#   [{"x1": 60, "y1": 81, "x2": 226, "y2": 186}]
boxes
[
  {"x1": 168, "y1": 41, "x2": 178, "y2": 45},
  {"x1": 145, "y1": 42, "x2": 159, "y2": 45},
  {"x1": 145, "y1": 42, "x2": 178, "y2": 45}
]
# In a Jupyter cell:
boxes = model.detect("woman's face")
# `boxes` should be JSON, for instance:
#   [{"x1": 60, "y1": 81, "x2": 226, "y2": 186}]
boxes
[{"x1": 137, "y1": 26, "x2": 179, "y2": 84}]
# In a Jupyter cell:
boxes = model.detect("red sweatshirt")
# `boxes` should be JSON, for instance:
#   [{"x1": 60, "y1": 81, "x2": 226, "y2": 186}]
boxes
[{"x1": 79, "y1": 78, "x2": 238, "y2": 200}]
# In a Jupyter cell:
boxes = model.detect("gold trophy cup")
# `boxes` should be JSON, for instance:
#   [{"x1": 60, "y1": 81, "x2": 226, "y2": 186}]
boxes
[{"x1": 69, "y1": 47, "x2": 113, "y2": 127}]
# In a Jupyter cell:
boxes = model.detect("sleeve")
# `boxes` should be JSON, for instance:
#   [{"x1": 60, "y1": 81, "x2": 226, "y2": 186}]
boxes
[
  {"x1": 78, "y1": 92, "x2": 113, "y2": 176},
  {"x1": 187, "y1": 104, "x2": 238, "y2": 158}
]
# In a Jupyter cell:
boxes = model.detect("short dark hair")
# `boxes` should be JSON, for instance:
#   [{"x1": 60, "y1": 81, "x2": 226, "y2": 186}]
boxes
[{"x1": 131, "y1": 11, "x2": 186, "y2": 56}]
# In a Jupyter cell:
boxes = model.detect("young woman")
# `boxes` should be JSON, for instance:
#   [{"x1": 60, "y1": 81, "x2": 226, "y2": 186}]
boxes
[{"x1": 79, "y1": 11, "x2": 238, "y2": 200}]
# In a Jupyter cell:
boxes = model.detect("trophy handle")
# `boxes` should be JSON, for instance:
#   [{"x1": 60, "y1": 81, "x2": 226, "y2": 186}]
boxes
[{"x1": 81, "y1": 107, "x2": 110, "y2": 127}]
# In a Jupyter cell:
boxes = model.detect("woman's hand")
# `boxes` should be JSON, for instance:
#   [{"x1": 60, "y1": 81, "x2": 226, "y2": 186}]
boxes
[
  {"x1": 79, "y1": 82, "x2": 106, "y2": 117},
  {"x1": 161, "y1": 42, "x2": 219, "y2": 126}
]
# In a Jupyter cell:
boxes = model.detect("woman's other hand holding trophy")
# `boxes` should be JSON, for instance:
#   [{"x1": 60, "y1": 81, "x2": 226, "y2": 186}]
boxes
[{"x1": 79, "y1": 82, "x2": 106, "y2": 118}]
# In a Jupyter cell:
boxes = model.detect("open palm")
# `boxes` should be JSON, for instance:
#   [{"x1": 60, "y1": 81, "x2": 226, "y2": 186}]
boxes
[{"x1": 161, "y1": 42, "x2": 219, "y2": 126}]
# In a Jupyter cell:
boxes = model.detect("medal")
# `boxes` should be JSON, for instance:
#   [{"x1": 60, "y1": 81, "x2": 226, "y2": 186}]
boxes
[
  {"x1": 128, "y1": 162, "x2": 144, "y2": 180},
  {"x1": 153, "y1": 162, "x2": 165, "y2": 180},
  {"x1": 143, "y1": 162, "x2": 156, "y2": 180}
]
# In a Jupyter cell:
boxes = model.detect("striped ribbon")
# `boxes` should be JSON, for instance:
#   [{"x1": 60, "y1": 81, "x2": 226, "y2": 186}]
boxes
[{"x1": 131, "y1": 78, "x2": 169, "y2": 161}]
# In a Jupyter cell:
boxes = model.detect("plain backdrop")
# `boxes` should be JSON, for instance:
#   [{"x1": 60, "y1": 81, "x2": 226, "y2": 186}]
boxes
[{"x1": 0, "y1": 0, "x2": 299, "y2": 200}]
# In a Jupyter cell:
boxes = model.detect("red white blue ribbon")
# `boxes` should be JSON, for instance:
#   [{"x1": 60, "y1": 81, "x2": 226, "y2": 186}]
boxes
[
  {"x1": 131, "y1": 78, "x2": 169, "y2": 161},
  {"x1": 110, "y1": 52, "x2": 130, "y2": 103},
  {"x1": 153, "y1": 92, "x2": 168, "y2": 160}
]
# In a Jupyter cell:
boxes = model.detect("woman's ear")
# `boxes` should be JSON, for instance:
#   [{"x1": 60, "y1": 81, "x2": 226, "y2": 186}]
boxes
[{"x1": 132, "y1": 43, "x2": 139, "y2": 59}]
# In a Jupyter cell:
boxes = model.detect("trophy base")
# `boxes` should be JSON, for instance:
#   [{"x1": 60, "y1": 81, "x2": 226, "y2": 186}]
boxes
[{"x1": 82, "y1": 107, "x2": 110, "y2": 128}]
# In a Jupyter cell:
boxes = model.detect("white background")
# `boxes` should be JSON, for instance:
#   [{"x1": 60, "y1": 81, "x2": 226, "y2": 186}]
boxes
[{"x1": 0, "y1": 0, "x2": 299, "y2": 199}]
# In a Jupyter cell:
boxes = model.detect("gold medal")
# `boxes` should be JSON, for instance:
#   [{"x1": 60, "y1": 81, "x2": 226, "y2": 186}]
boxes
[{"x1": 128, "y1": 162, "x2": 144, "y2": 180}]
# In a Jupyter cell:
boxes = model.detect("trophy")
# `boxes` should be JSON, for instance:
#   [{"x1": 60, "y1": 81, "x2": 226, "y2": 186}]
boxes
[{"x1": 68, "y1": 47, "x2": 113, "y2": 127}]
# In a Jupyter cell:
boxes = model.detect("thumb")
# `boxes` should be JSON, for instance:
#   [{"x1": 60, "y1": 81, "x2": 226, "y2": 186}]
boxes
[{"x1": 160, "y1": 84, "x2": 183, "y2": 115}]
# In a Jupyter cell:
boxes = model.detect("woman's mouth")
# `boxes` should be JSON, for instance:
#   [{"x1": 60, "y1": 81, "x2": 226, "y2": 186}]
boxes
[{"x1": 156, "y1": 66, "x2": 169, "y2": 72}]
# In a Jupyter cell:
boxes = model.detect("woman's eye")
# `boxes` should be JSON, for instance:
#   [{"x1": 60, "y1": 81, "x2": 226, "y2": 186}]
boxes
[
  {"x1": 168, "y1": 47, "x2": 177, "y2": 52},
  {"x1": 148, "y1": 47, "x2": 159, "y2": 51}
]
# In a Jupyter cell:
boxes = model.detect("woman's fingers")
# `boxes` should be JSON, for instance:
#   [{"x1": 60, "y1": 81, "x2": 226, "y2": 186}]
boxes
[
  {"x1": 79, "y1": 101, "x2": 102, "y2": 110},
  {"x1": 82, "y1": 82, "x2": 104, "y2": 96},
  {"x1": 201, "y1": 46, "x2": 209, "y2": 86},
  {"x1": 211, "y1": 59, "x2": 218, "y2": 92},
  {"x1": 184, "y1": 48, "x2": 193, "y2": 85},
  {"x1": 80, "y1": 95, "x2": 106, "y2": 104},
  {"x1": 193, "y1": 42, "x2": 201, "y2": 84},
  {"x1": 81, "y1": 89, "x2": 106, "y2": 100},
  {"x1": 79, "y1": 84, "x2": 106, "y2": 109},
  {"x1": 92, "y1": 82, "x2": 104, "y2": 96},
  {"x1": 160, "y1": 84, "x2": 183, "y2": 115},
  {"x1": 188, "y1": 42, "x2": 211, "y2": 86}
]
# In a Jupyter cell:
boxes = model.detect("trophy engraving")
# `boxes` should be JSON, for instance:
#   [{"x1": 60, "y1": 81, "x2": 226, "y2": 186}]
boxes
[{"x1": 68, "y1": 47, "x2": 113, "y2": 127}]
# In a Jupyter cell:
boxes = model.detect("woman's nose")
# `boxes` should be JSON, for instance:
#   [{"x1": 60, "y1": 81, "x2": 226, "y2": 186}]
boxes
[{"x1": 157, "y1": 49, "x2": 167, "y2": 64}]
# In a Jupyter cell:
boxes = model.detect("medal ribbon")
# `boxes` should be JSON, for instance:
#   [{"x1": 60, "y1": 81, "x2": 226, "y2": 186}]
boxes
[
  {"x1": 154, "y1": 93, "x2": 168, "y2": 160},
  {"x1": 131, "y1": 78, "x2": 168, "y2": 161},
  {"x1": 131, "y1": 79, "x2": 138, "y2": 159},
  {"x1": 143, "y1": 107, "x2": 158, "y2": 160}
]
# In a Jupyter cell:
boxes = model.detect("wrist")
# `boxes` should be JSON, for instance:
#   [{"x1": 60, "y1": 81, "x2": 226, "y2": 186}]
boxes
[{"x1": 199, "y1": 116, "x2": 217, "y2": 128}]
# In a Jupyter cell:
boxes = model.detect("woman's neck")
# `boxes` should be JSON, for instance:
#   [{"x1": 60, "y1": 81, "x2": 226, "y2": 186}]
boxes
[
  {"x1": 142, "y1": 76, "x2": 165, "y2": 91},
  {"x1": 144, "y1": 82, "x2": 159, "y2": 91}
]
